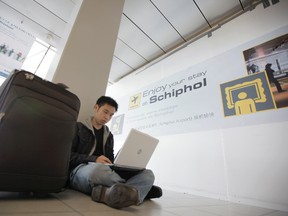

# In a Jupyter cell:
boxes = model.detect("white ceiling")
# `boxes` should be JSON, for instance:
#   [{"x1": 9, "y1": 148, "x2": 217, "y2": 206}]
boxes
[
  {"x1": 0, "y1": 0, "x2": 264, "y2": 84},
  {"x1": 0, "y1": 0, "x2": 81, "y2": 50}
]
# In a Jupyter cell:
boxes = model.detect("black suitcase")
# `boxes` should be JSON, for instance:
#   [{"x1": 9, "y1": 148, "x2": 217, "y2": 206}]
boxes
[{"x1": 0, "y1": 70, "x2": 80, "y2": 193}]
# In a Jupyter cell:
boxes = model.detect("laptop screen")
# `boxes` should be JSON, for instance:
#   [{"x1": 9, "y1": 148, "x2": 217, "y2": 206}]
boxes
[{"x1": 113, "y1": 128, "x2": 159, "y2": 170}]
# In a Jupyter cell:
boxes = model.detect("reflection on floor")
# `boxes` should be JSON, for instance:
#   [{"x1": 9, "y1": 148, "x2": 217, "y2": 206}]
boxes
[{"x1": 0, "y1": 189, "x2": 287, "y2": 216}]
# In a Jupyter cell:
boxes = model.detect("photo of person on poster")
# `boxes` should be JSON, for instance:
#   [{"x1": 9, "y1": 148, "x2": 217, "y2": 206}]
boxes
[{"x1": 243, "y1": 33, "x2": 288, "y2": 108}]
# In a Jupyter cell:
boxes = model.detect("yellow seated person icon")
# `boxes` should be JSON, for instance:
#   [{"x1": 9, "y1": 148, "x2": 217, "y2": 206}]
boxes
[{"x1": 220, "y1": 72, "x2": 276, "y2": 117}]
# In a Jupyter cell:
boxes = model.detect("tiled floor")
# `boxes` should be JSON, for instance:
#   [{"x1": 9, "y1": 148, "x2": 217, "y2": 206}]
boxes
[{"x1": 0, "y1": 189, "x2": 287, "y2": 216}]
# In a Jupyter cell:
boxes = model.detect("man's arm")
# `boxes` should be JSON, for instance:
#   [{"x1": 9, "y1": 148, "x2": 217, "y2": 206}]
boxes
[{"x1": 69, "y1": 123, "x2": 97, "y2": 170}]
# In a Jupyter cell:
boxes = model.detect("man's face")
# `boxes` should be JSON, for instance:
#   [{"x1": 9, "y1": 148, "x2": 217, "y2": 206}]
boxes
[{"x1": 93, "y1": 103, "x2": 116, "y2": 126}]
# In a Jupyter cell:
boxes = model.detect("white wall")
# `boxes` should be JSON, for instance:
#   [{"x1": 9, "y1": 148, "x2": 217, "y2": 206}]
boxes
[{"x1": 107, "y1": 1, "x2": 288, "y2": 212}]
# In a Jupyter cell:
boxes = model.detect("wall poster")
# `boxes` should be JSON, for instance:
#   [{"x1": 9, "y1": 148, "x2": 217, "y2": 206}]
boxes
[
  {"x1": 108, "y1": 26, "x2": 288, "y2": 140},
  {"x1": 0, "y1": 16, "x2": 35, "y2": 83}
]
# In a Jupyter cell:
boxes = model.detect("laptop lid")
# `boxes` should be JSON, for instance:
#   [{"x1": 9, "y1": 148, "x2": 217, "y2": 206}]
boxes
[{"x1": 113, "y1": 128, "x2": 159, "y2": 170}]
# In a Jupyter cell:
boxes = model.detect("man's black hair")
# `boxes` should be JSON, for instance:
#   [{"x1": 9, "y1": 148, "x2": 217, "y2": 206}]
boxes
[{"x1": 96, "y1": 96, "x2": 118, "y2": 111}]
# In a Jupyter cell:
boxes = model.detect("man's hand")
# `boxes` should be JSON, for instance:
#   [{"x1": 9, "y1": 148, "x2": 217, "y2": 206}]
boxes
[{"x1": 96, "y1": 155, "x2": 112, "y2": 164}]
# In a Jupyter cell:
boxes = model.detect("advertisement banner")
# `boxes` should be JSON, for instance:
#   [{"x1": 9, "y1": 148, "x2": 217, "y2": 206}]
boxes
[
  {"x1": 0, "y1": 16, "x2": 35, "y2": 79},
  {"x1": 109, "y1": 26, "x2": 288, "y2": 140}
]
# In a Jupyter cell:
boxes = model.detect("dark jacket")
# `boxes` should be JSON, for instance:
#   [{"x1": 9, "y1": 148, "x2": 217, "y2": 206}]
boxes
[{"x1": 69, "y1": 117, "x2": 115, "y2": 171}]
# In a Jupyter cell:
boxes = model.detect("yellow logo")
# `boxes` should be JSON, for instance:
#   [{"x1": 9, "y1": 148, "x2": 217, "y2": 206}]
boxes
[{"x1": 129, "y1": 93, "x2": 141, "y2": 110}]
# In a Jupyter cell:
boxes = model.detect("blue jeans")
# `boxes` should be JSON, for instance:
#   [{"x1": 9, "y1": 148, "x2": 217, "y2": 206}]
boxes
[{"x1": 70, "y1": 162, "x2": 155, "y2": 203}]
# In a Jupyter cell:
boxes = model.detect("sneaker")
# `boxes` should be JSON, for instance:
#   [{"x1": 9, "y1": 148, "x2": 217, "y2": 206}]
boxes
[
  {"x1": 145, "y1": 185, "x2": 163, "y2": 199},
  {"x1": 91, "y1": 183, "x2": 139, "y2": 209}
]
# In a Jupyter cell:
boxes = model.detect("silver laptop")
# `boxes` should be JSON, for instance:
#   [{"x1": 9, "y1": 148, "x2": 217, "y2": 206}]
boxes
[{"x1": 111, "y1": 128, "x2": 159, "y2": 171}]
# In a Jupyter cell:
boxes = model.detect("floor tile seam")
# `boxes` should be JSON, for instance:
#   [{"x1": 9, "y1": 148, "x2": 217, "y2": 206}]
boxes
[
  {"x1": 55, "y1": 195, "x2": 88, "y2": 216},
  {"x1": 161, "y1": 208, "x2": 188, "y2": 216},
  {"x1": 188, "y1": 207, "x2": 248, "y2": 216},
  {"x1": 260, "y1": 210, "x2": 284, "y2": 216},
  {"x1": 164, "y1": 206, "x2": 223, "y2": 216},
  {"x1": 164, "y1": 203, "x2": 235, "y2": 208},
  {"x1": 55, "y1": 196, "x2": 123, "y2": 214},
  {"x1": 193, "y1": 206, "x2": 281, "y2": 216},
  {"x1": 0, "y1": 210, "x2": 78, "y2": 215}
]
